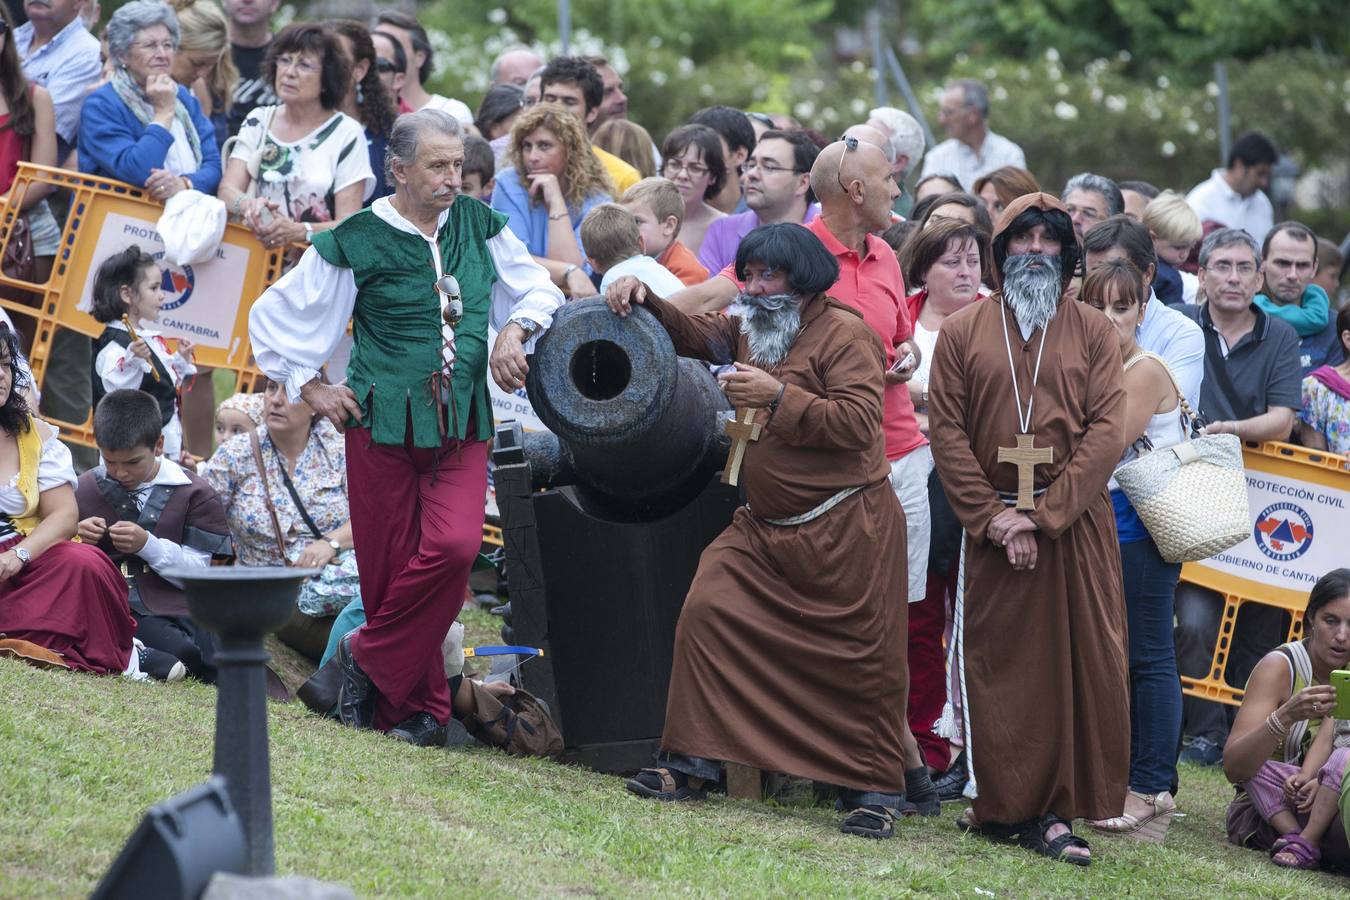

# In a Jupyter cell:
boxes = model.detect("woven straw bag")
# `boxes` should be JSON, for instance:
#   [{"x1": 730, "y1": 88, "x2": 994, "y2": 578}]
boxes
[{"x1": 1113, "y1": 353, "x2": 1250, "y2": 563}]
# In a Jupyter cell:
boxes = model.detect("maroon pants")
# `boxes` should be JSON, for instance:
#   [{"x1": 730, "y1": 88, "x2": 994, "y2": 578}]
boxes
[
  {"x1": 908, "y1": 565, "x2": 956, "y2": 771},
  {"x1": 345, "y1": 428, "x2": 487, "y2": 730}
]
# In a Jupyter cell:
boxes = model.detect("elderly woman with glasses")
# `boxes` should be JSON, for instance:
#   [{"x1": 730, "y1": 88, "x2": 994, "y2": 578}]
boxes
[{"x1": 78, "y1": 0, "x2": 222, "y2": 200}]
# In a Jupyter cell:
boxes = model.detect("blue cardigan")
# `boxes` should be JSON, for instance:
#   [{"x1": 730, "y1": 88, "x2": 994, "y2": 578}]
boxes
[{"x1": 78, "y1": 82, "x2": 222, "y2": 194}]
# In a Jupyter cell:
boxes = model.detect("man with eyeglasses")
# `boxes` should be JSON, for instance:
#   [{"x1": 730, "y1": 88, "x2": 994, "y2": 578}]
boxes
[
  {"x1": 695, "y1": 130, "x2": 820, "y2": 275},
  {"x1": 1181, "y1": 228, "x2": 1302, "y2": 443},
  {"x1": 1173, "y1": 227, "x2": 1302, "y2": 769},
  {"x1": 918, "y1": 79, "x2": 1025, "y2": 191},
  {"x1": 222, "y1": 0, "x2": 279, "y2": 138},
  {"x1": 1255, "y1": 221, "x2": 1344, "y2": 375},
  {"x1": 1061, "y1": 172, "x2": 1124, "y2": 244}
]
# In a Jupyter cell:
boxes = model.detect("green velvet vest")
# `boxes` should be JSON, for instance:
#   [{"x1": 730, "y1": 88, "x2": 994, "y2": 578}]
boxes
[{"x1": 311, "y1": 197, "x2": 506, "y2": 447}]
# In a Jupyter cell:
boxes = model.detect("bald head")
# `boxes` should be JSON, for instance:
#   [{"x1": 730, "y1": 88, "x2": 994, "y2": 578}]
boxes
[
  {"x1": 492, "y1": 48, "x2": 544, "y2": 86},
  {"x1": 811, "y1": 139, "x2": 897, "y2": 233},
  {"x1": 842, "y1": 124, "x2": 894, "y2": 164}
]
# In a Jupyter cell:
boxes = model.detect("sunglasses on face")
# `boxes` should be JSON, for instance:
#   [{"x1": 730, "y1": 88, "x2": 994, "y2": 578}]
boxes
[
  {"x1": 0, "y1": 21, "x2": 9, "y2": 38},
  {"x1": 375, "y1": 58, "x2": 399, "y2": 74}
]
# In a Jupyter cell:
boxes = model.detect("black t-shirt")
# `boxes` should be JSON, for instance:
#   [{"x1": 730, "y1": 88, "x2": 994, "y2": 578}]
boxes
[{"x1": 228, "y1": 42, "x2": 279, "y2": 138}]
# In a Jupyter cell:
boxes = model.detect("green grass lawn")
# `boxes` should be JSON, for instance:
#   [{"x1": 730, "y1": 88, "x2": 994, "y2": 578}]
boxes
[{"x1": 3, "y1": 620, "x2": 1347, "y2": 898}]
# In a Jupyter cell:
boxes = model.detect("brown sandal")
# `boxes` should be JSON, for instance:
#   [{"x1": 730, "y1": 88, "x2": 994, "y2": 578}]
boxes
[{"x1": 625, "y1": 767, "x2": 708, "y2": 802}]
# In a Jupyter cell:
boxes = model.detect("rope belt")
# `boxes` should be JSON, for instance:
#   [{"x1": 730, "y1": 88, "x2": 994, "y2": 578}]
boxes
[
  {"x1": 757, "y1": 485, "x2": 864, "y2": 526},
  {"x1": 996, "y1": 487, "x2": 1047, "y2": 507}
]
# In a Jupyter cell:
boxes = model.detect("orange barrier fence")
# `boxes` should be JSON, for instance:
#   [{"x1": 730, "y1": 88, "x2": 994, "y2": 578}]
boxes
[
  {"x1": 1179, "y1": 441, "x2": 1349, "y2": 706},
  {"x1": 0, "y1": 163, "x2": 505, "y2": 547}
]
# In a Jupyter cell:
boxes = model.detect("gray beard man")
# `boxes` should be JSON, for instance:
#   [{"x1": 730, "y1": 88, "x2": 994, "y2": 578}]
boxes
[
  {"x1": 732, "y1": 291, "x2": 804, "y2": 366},
  {"x1": 1001, "y1": 253, "x2": 1063, "y2": 334}
]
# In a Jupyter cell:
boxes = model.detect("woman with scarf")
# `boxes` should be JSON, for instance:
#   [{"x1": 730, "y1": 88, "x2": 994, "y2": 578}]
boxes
[
  {"x1": 78, "y1": 0, "x2": 221, "y2": 199},
  {"x1": 1298, "y1": 304, "x2": 1350, "y2": 455}
]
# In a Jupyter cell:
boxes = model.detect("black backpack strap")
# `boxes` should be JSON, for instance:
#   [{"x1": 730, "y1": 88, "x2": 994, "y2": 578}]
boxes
[
  {"x1": 272, "y1": 445, "x2": 325, "y2": 540},
  {"x1": 1202, "y1": 325, "x2": 1257, "y2": 421}
]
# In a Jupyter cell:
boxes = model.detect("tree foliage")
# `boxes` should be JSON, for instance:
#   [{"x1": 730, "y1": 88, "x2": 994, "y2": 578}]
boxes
[{"x1": 909, "y1": 0, "x2": 1350, "y2": 70}]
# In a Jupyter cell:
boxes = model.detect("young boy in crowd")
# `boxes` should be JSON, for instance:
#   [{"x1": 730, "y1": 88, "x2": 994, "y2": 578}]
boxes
[
  {"x1": 75, "y1": 390, "x2": 234, "y2": 682},
  {"x1": 461, "y1": 135, "x2": 497, "y2": 203},
  {"x1": 620, "y1": 177, "x2": 710, "y2": 286},
  {"x1": 1143, "y1": 190, "x2": 1203, "y2": 307},
  {"x1": 580, "y1": 203, "x2": 686, "y2": 296}
]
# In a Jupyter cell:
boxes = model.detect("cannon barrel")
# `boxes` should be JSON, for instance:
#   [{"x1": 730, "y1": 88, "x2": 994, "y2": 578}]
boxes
[{"x1": 523, "y1": 298, "x2": 729, "y2": 518}]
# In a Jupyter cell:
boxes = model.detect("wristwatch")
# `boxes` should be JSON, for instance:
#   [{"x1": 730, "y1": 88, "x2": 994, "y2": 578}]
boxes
[
  {"x1": 303, "y1": 222, "x2": 315, "y2": 244},
  {"x1": 325, "y1": 537, "x2": 341, "y2": 555},
  {"x1": 13, "y1": 547, "x2": 30, "y2": 567},
  {"x1": 507, "y1": 316, "x2": 540, "y2": 339},
  {"x1": 561, "y1": 263, "x2": 579, "y2": 280}
]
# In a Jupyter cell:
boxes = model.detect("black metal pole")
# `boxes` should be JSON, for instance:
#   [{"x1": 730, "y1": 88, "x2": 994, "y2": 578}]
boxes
[{"x1": 168, "y1": 565, "x2": 318, "y2": 877}]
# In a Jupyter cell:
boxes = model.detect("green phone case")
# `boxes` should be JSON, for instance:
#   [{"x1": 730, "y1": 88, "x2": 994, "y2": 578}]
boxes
[{"x1": 1332, "y1": 670, "x2": 1350, "y2": 720}]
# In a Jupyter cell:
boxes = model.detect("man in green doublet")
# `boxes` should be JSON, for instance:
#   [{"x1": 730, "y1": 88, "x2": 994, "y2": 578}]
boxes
[{"x1": 250, "y1": 110, "x2": 564, "y2": 745}]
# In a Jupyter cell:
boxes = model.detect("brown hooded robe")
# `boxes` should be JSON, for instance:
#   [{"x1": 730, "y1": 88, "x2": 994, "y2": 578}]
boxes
[
  {"x1": 646, "y1": 289, "x2": 909, "y2": 794},
  {"x1": 927, "y1": 193, "x2": 1130, "y2": 824}
]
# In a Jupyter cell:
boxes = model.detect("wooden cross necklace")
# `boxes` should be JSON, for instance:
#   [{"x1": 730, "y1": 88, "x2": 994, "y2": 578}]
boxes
[{"x1": 996, "y1": 303, "x2": 1054, "y2": 511}]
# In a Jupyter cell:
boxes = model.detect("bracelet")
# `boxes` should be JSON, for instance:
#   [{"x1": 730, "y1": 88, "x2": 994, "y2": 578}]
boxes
[
  {"x1": 230, "y1": 195, "x2": 244, "y2": 215},
  {"x1": 769, "y1": 382, "x2": 787, "y2": 412},
  {"x1": 1266, "y1": 710, "x2": 1289, "y2": 738},
  {"x1": 548, "y1": 211, "x2": 568, "y2": 221}
]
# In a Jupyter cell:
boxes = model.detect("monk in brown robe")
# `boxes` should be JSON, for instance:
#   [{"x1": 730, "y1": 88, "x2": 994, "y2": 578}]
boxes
[
  {"x1": 605, "y1": 223, "x2": 910, "y2": 839},
  {"x1": 928, "y1": 193, "x2": 1129, "y2": 865}
]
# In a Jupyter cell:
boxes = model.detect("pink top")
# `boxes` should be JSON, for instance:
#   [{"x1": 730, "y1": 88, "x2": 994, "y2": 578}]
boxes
[{"x1": 0, "y1": 113, "x2": 27, "y2": 196}]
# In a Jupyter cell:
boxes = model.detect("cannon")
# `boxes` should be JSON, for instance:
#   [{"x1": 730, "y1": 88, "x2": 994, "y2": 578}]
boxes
[{"x1": 492, "y1": 298, "x2": 740, "y2": 772}]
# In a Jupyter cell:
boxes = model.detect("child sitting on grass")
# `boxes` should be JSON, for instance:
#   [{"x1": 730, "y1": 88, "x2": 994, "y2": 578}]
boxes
[
  {"x1": 621, "y1": 177, "x2": 710, "y2": 286},
  {"x1": 75, "y1": 389, "x2": 234, "y2": 682},
  {"x1": 580, "y1": 203, "x2": 685, "y2": 297},
  {"x1": 1267, "y1": 712, "x2": 1350, "y2": 870},
  {"x1": 89, "y1": 246, "x2": 197, "y2": 464}
]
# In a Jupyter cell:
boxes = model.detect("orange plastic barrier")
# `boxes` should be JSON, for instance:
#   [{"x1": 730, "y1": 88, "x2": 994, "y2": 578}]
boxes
[
  {"x1": 1179, "y1": 441, "x2": 1350, "y2": 705},
  {"x1": 0, "y1": 164, "x2": 506, "y2": 548},
  {"x1": 0, "y1": 163, "x2": 280, "y2": 444}
]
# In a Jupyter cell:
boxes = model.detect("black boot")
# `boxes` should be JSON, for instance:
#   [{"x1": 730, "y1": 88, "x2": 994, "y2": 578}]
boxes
[
  {"x1": 336, "y1": 631, "x2": 377, "y2": 729},
  {"x1": 905, "y1": 765, "x2": 940, "y2": 816},
  {"x1": 934, "y1": 750, "x2": 968, "y2": 802},
  {"x1": 388, "y1": 712, "x2": 449, "y2": 747}
]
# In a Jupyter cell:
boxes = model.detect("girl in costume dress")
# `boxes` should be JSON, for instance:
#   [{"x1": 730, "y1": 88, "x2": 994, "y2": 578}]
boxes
[{"x1": 89, "y1": 245, "x2": 197, "y2": 463}]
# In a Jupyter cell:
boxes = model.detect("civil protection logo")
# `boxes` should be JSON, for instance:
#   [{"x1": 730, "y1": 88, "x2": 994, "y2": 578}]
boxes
[
  {"x1": 1252, "y1": 502, "x2": 1314, "y2": 562},
  {"x1": 159, "y1": 264, "x2": 195, "y2": 311}
]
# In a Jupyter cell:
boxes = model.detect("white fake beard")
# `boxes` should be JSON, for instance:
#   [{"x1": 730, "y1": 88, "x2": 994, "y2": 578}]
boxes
[
  {"x1": 1001, "y1": 253, "x2": 1063, "y2": 334},
  {"x1": 730, "y1": 292, "x2": 803, "y2": 367}
]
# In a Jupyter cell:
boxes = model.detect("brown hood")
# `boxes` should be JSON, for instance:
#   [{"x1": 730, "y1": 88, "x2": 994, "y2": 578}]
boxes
[
  {"x1": 992, "y1": 191, "x2": 1071, "y2": 239},
  {"x1": 990, "y1": 192, "x2": 1078, "y2": 292}
]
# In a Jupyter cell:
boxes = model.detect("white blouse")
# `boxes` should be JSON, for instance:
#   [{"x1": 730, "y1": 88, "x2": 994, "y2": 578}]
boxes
[
  {"x1": 0, "y1": 423, "x2": 77, "y2": 516},
  {"x1": 249, "y1": 196, "x2": 565, "y2": 401},
  {"x1": 95, "y1": 320, "x2": 197, "y2": 392}
]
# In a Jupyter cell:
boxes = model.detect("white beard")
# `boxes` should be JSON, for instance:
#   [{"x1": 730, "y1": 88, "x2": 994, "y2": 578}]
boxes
[
  {"x1": 1001, "y1": 253, "x2": 1063, "y2": 335},
  {"x1": 731, "y1": 292, "x2": 803, "y2": 367}
]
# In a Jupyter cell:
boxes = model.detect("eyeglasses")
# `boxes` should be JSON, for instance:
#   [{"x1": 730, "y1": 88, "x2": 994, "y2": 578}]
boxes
[
  {"x1": 663, "y1": 159, "x2": 710, "y2": 178},
  {"x1": 1204, "y1": 261, "x2": 1258, "y2": 278},
  {"x1": 375, "y1": 58, "x2": 399, "y2": 74},
  {"x1": 1064, "y1": 204, "x2": 1105, "y2": 224},
  {"x1": 131, "y1": 40, "x2": 176, "y2": 55},
  {"x1": 836, "y1": 135, "x2": 859, "y2": 194},
  {"x1": 275, "y1": 54, "x2": 319, "y2": 75},
  {"x1": 740, "y1": 159, "x2": 800, "y2": 177}
]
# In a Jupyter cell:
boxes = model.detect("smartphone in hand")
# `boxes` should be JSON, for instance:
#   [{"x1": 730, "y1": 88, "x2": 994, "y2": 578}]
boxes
[
  {"x1": 889, "y1": 352, "x2": 916, "y2": 375},
  {"x1": 1332, "y1": 669, "x2": 1350, "y2": 719}
]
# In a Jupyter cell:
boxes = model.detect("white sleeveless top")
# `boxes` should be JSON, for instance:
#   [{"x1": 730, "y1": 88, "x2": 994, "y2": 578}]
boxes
[{"x1": 1109, "y1": 352, "x2": 1188, "y2": 491}]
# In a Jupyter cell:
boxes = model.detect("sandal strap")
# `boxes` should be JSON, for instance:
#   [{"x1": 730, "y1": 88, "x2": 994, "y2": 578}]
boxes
[
  {"x1": 844, "y1": 807, "x2": 895, "y2": 826},
  {"x1": 637, "y1": 767, "x2": 679, "y2": 793}
]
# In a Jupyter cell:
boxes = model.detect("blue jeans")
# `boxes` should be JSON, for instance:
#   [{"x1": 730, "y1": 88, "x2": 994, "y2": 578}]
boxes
[{"x1": 1121, "y1": 538, "x2": 1182, "y2": 794}]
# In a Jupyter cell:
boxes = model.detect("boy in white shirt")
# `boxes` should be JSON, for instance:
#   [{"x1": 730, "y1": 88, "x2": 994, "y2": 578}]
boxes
[{"x1": 582, "y1": 203, "x2": 686, "y2": 297}]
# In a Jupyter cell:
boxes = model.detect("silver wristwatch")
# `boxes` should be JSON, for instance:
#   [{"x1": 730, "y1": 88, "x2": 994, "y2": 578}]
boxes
[
  {"x1": 325, "y1": 538, "x2": 341, "y2": 555},
  {"x1": 13, "y1": 547, "x2": 30, "y2": 567},
  {"x1": 507, "y1": 316, "x2": 540, "y2": 339}
]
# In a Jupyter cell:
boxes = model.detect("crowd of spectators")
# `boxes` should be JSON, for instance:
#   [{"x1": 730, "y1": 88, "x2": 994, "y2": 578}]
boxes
[{"x1": 0, "y1": 0, "x2": 1347, "y2": 873}]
